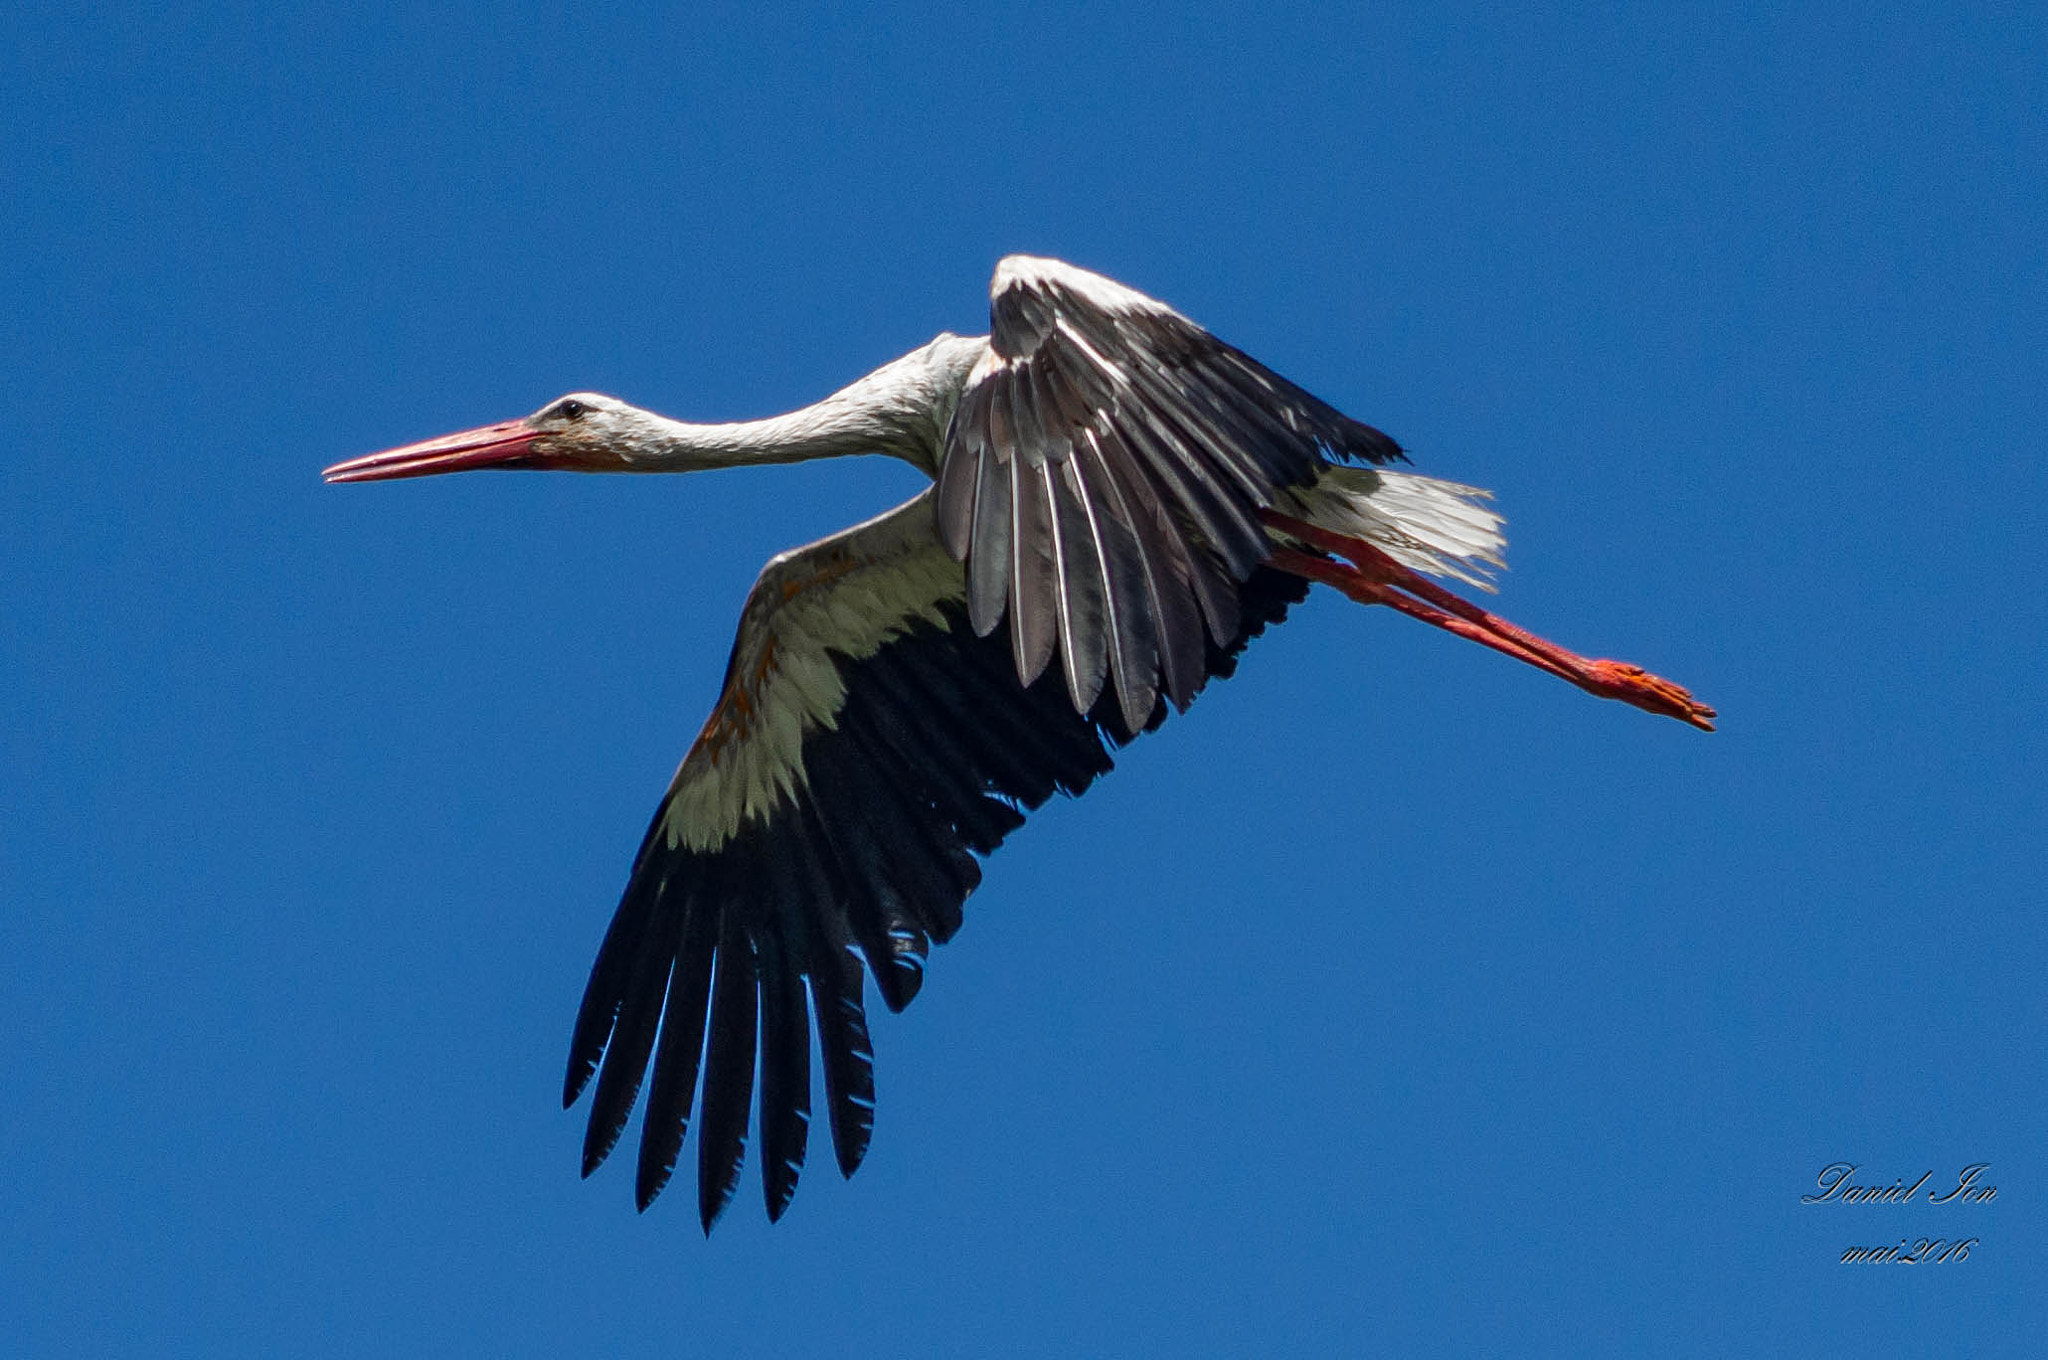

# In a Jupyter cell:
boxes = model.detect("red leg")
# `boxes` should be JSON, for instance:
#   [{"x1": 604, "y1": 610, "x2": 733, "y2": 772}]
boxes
[{"x1": 1262, "y1": 511, "x2": 1716, "y2": 731}]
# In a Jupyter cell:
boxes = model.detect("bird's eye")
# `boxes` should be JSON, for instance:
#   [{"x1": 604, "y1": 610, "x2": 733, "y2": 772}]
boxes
[{"x1": 558, "y1": 399, "x2": 588, "y2": 421}]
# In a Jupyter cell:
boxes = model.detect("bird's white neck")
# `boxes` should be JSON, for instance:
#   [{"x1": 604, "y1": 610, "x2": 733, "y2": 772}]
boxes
[
  {"x1": 623, "y1": 333, "x2": 986, "y2": 478},
  {"x1": 631, "y1": 404, "x2": 918, "y2": 473}
]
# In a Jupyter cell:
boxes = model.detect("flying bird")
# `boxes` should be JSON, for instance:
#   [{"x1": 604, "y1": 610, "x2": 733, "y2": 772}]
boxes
[{"x1": 325, "y1": 255, "x2": 1713, "y2": 1233}]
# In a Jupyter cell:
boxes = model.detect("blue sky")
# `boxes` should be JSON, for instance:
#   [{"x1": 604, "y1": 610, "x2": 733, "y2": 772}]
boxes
[{"x1": 5, "y1": 2, "x2": 2043, "y2": 1354}]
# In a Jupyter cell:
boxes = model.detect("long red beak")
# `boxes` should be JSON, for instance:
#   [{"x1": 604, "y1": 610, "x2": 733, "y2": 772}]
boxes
[{"x1": 323, "y1": 419, "x2": 542, "y2": 483}]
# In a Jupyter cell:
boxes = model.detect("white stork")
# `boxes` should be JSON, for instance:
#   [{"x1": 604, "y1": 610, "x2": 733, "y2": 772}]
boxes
[{"x1": 325, "y1": 256, "x2": 1713, "y2": 1233}]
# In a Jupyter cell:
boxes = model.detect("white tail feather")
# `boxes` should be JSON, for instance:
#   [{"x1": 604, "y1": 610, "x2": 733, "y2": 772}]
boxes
[{"x1": 1279, "y1": 467, "x2": 1508, "y2": 590}]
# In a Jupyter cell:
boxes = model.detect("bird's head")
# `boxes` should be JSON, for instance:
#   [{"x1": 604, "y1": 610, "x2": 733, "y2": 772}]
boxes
[{"x1": 323, "y1": 392, "x2": 658, "y2": 483}]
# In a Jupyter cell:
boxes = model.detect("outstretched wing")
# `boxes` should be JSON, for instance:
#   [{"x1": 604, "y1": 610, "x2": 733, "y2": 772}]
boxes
[
  {"x1": 561, "y1": 488, "x2": 1307, "y2": 1231},
  {"x1": 933, "y1": 254, "x2": 1403, "y2": 735}
]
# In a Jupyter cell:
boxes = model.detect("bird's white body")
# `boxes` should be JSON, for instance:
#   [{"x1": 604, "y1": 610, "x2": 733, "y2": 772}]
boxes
[{"x1": 666, "y1": 463, "x2": 1506, "y2": 848}]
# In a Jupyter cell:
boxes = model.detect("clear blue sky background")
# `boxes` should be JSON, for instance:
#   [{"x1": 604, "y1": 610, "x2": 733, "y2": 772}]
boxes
[{"x1": 5, "y1": 3, "x2": 2043, "y2": 1355}]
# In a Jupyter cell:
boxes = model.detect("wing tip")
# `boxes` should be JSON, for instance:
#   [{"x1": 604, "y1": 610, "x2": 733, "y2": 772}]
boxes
[
  {"x1": 765, "y1": 1163, "x2": 801, "y2": 1222},
  {"x1": 635, "y1": 1161, "x2": 672, "y2": 1212},
  {"x1": 698, "y1": 1170, "x2": 740, "y2": 1236},
  {"x1": 562, "y1": 1068, "x2": 591, "y2": 1111}
]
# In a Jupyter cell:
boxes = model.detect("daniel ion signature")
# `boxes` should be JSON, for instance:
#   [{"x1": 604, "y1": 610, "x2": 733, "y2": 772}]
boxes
[{"x1": 1800, "y1": 1163, "x2": 1996, "y2": 1264}]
